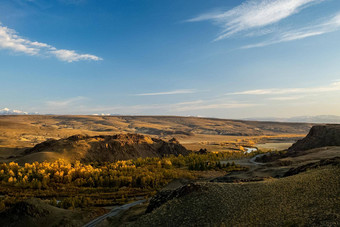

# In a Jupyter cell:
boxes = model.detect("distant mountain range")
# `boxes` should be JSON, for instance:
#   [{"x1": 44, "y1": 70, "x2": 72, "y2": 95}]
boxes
[
  {"x1": 245, "y1": 115, "x2": 340, "y2": 124},
  {"x1": 0, "y1": 108, "x2": 38, "y2": 115}
]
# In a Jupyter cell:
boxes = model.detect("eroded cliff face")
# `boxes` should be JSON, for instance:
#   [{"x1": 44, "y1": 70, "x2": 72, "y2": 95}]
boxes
[
  {"x1": 24, "y1": 133, "x2": 191, "y2": 162},
  {"x1": 289, "y1": 125, "x2": 340, "y2": 152}
]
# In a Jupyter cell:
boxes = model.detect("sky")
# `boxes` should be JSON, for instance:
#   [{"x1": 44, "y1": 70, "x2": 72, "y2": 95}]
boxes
[{"x1": 1, "y1": 0, "x2": 340, "y2": 118}]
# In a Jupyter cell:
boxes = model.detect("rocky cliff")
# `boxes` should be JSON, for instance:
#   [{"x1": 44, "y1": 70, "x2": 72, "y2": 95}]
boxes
[{"x1": 289, "y1": 125, "x2": 340, "y2": 152}]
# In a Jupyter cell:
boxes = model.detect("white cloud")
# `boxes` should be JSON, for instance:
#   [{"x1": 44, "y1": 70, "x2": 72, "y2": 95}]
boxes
[
  {"x1": 135, "y1": 89, "x2": 197, "y2": 96},
  {"x1": 243, "y1": 12, "x2": 340, "y2": 48},
  {"x1": 0, "y1": 25, "x2": 40, "y2": 55},
  {"x1": 228, "y1": 81, "x2": 340, "y2": 95},
  {"x1": 51, "y1": 49, "x2": 102, "y2": 62},
  {"x1": 0, "y1": 22, "x2": 102, "y2": 62},
  {"x1": 187, "y1": 0, "x2": 322, "y2": 41}
]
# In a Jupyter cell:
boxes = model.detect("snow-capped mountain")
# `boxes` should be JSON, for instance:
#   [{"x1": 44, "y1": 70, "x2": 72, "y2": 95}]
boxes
[
  {"x1": 92, "y1": 113, "x2": 119, "y2": 116},
  {"x1": 0, "y1": 108, "x2": 38, "y2": 115}
]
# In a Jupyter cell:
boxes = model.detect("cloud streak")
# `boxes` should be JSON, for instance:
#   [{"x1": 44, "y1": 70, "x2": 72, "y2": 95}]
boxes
[
  {"x1": 135, "y1": 89, "x2": 197, "y2": 96},
  {"x1": 187, "y1": 0, "x2": 322, "y2": 41},
  {"x1": 267, "y1": 96, "x2": 304, "y2": 101},
  {"x1": 243, "y1": 12, "x2": 340, "y2": 48},
  {"x1": 228, "y1": 81, "x2": 340, "y2": 95},
  {"x1": 0, "y1": 23, "x2": 102, "y2": 62}
]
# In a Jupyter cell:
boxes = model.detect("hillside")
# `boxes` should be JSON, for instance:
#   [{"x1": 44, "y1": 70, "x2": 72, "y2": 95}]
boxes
[
  {"x1": 133, "y1": 165, "x2": 340, "y2": 226},
  {"x1": 0, "y1": 198, "x2": 101, "y2": 227},
  {"x1": 20, "y1": 134, "x2": 190, "y2": 163}
]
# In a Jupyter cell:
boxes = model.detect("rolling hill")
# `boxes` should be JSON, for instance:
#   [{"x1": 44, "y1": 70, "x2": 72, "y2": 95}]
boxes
[{"x1": 21, "y1": 133, "x2": 190, "y2": 163}]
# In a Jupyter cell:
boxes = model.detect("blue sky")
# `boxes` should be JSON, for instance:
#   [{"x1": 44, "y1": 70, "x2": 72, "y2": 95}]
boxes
[{"x1": 1, "y1": 0, "x2": 340, "y2": 118}]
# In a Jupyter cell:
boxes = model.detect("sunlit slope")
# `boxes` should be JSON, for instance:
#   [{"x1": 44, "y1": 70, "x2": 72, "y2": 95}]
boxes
[{"x1": 13, "y1": 134, "x2": 190, "y2": 164}]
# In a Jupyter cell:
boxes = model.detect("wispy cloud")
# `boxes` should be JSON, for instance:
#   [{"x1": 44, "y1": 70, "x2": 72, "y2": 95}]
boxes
[
  {"x1": 0, "y1": 22, "x2": 102, "y2": 62},
  {"x1": 228, "y1": 81, "x2": 340, "y2": 95},
  {"x1": 135, "y1": 89, "x2": 197, "y2": 96},
  {"x1": 51, "y1": 49, "x2": 101, "y2": 62},
  {"x1": 267, "y1": 96, "x2": 304, "y2": 101},
  {"x1": 187, "y1": 0, "x2": 322, "y2": 41},
  {"x1": 46, "y1": 96, "x2": 87, "y2": 107},
  {"x1": 243, "y1": 12, "x2": 340, "y2": 48}
]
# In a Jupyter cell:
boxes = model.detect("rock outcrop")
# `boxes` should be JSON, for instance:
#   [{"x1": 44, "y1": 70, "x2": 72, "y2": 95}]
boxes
[
  {"x1": 284, "y1": 157, "x2": 340, "y2": 177},
  {"x1": 24, "y1": 133, "x2": 191, "y2": 162},
  {"x1": 289, "y1": 125, "x2": 340, "y2": 152}
]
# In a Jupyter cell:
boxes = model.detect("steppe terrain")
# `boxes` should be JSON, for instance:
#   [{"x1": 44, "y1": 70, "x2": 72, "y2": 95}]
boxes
[
  {"x1": 0, "y1": 115, "x2": 311, "y2": 162},
  {"x1": 0, "y1": 116, "x2": 339, "y2": 227}
]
